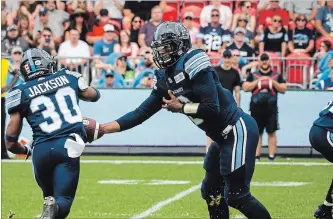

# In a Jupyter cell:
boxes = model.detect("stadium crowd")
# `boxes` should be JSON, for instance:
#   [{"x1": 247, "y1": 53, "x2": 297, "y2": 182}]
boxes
[{"x1": 1, "y1": 0, "x2": 333, "y2": 89}]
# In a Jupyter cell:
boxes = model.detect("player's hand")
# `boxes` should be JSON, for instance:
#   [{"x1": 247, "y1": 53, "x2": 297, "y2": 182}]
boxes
[
  {"x1": 162, "y1": 90, "x2": 183, "y2": 113},
  {"x1": 24, "y1": 143, "x2": 32, "y2": 161}
]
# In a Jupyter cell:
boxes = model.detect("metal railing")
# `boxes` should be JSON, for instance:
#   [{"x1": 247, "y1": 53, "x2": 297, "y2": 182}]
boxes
[{"x1": 2, "y1": 55, "x2": 324, "y2": 89}]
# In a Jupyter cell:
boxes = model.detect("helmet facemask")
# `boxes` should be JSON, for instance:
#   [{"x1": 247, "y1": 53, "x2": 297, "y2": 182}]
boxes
[{"x1": 151, "y1": 38, "x2": 183, "y2": 69}]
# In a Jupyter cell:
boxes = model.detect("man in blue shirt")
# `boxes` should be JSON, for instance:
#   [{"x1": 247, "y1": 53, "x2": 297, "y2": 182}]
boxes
[
  {"x1": 316, "y1": 59, "x2": 333, "y2": 90},
  {"x1": 93, "y1": 24, "x2": 117, "y2": 57}
]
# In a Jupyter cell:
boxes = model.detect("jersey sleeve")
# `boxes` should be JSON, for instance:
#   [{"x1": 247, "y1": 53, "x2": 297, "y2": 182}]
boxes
[
  {"x1": 184, "y1": 50, "x2": 212, "y2": 80},
  {"x1": 65, "y1": 69, "x2": 89, "y2": 92},
  {"x1": 6, "y1": 87, "x2": 23, "y2": 114}
]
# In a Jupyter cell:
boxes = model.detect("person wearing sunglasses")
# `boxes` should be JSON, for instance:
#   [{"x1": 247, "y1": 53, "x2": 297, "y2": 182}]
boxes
[
  {"x1": 285, "y1": 0, "x2": 318, "y2": 27},
  {"x1": 257, "y1": 0, "x2": 289, "y2": 36},
  {"x1": 197, "y1": 9, "x2": 232, "y2": 53},
  {"x1": 232, "y1": 1, "x2": 256, "y2": 33},
  {"x1": 200, "y1": 0, "x2": 232, "y2": 29},
  {"x1": 1, "y1": 24, "x2": 29, "y2": 56},
  {"x1": 182, "y1": 12, "x2": 199, "y2": 45},
  {"x1": 288, "y1": 14, "x2": 314, "y2": 54},
  {"x1": 38, "y1": 27, "x2": 58, "y2": 56},
  {"x1": 259, "y1": 15, "x2": 289, "y2": 57},
  {"x1": 130, "y1": 16, "x2": 142, "y2": 45}
]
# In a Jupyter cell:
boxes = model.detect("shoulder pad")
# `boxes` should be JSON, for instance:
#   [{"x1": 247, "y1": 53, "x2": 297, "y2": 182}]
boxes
[
  {"x1": 65, "y1": 69, "x2": 83, "y2": 79},
  {"x1": 184, "y1": 50, "x2": 211, "y2": 79},
  {"x1": 6, "y1": 86, "x2": 23, "y2": 114}
]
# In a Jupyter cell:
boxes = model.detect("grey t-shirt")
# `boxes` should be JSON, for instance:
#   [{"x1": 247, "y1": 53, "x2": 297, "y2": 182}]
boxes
[
  {"x1": 285, "y1": 0, "x2": 318, "y2": 17},
  {"x1": 316, "y1": 6, "x2": 333, "y2": 34},
  {"x1": 139, "y1": 22, "x2": 159, "y2": 47}
]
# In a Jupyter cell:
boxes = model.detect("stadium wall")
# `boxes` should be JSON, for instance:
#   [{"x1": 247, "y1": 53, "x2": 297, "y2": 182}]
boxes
[{"x1": 15, "y1": 90, "x2": 332, "y2": 156}]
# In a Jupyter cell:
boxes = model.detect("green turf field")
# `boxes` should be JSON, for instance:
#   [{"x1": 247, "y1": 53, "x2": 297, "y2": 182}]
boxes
[{"x1": 2, "y1": 156, "x2": 332, "y2": 219}]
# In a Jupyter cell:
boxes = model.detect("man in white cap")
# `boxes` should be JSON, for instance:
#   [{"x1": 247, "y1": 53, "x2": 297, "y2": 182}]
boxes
[{"x1": 93, "y1": 24, "x2": 117, "y2": 58}]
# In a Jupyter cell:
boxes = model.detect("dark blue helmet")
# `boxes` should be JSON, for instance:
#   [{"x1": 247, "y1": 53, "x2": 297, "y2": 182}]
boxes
[
  {"x1": 20, "y1": 48, "x2": 56, "y2": 81},
  {"x1": 151, "y1": 22, "x2": 191, "y2": 69}
]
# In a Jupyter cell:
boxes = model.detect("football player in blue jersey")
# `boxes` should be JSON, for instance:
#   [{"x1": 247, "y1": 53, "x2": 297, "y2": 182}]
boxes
[
  {"x1": 99, "y1": 22, "x2": 271, "y2": 219},
  {"x1": 310, "y1": 101, "x2": 333, "y2": 219},
  {"x1": 5, "y1": 48, "x2": 101, "y2": 219}
]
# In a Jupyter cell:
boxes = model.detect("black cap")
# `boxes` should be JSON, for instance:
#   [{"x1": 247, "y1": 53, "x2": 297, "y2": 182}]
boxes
[
  {"x1": 105, "y1": 70, "x2": 114, "y2": 77},
  {"x1": 100, "y1": 8, "x2": 109, "y2": 16},
  {"x1": 222, "y1": 50, "x2": 232, "y2": 58},
  {"x1": 260, "y1": 53, "x2": 270, "y2": 61}
]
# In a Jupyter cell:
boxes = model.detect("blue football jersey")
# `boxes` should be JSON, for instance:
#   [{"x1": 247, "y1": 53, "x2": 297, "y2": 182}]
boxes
[
  {"x1": 153, "y1": 49, "x2": 243, "y2": 139},
  {"x1": 6, "y1": 69, "x2": 87, "y2": 145},
  {"x1": 197, "y1": 24, "x2": 232, "y2": 52},
  {"x1": 313, "y1": 101, "x2": 333, "y2": 132}
]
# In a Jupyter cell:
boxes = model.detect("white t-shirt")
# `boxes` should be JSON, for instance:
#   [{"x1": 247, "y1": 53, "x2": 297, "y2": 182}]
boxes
[
  {"x1": 58, "y1": 40, "x2": 90, "y2": 64},
  {"x1": 103, "y1": 0, "x2": 125, "y2": 19},
  {"x1": 200, "y1": 5, "x2": 232, "y2": 29}
]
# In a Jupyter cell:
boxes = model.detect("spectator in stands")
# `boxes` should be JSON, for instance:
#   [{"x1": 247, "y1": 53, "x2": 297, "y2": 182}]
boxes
[
  {"x1": 182, "y1": 12, "x2": 199, "y2": 45},
  {"x1": 66, "y1": 0, "x2": 95, "y2": 30},
  {"x1": 94, "y1": 0, "x2": 124, "y2": 24},
  {"x1": 315, "y1": 1, "x2": 333, "y2": 37},
  {"x1": 97, "y1": 70, "x2": 124, "y2": 88},
  {"x1": 197, "y1": 9, "x2": 232, "y2": 53},
  {"x1": 114, "y1": 30, "x2": 139, "y2": 58},
  {"x1": 64, "y1": 8, "x2": 89, "y2": 42},
  {"x1": 259, "y1": 15, "x2": 289, "y2": 56},
  {"x1": 215, "y1": 50, "x2": 241, "y2": 106},
  {"x1": 138, "y1": 5, "x2": 163, "y2": 48},
  {"x1": 257, "y1": 0, "x2": 289, "y2": 35},
  {"x1": 257, "y1": 0, "x2": 286, "y2": 13},
  {"x1": 317, "y1": 49, "x2": 333, "y2": 81},
  {"x1": 314, "y1": 40, "x2": 332, "y2": 64},
  {"x1": 123, "y1": 1, "x2": 160, "y2": 21},
  {"x1": 1, "y1": 24, "x2": 29, "y2": 56},
  {"x1": 231, "y1": 49, "x2": 249, "y2": 71},
  {"x1": 17, "y1": 1, "x2": 43, "y2": 24},
  {"x1": 1, "y1": 8, "x2": 8, "y2": 41},
  {"x1": 130, "y1": 16, "x2": 142, "y2": 45},
  {"x1": 200, "y1": 0, "x2": 233, "y2": 29},
  {"x1": 288, "y1": 14, "x2": 314, "y2": 54},
  {"x1": 6, "y1": 47, "x2": 24, "y2": 88},
  {"x1": 44, "y1": 0, "x2": 69, "y2": 43},
  {"x1": 243, "y1": 53, "x2": 287, "y2": 162},
  {"x1": 86, "y1": 8, "x2": 121, "y2": 44},
  {"x1": 231, "y1": 1, "x2": 256, "y2": 32},
  {"x1": 228, "y1": 27, "x2": 255, "y2": 57},
  {"x1": 134, "y1": 71, "x2": 154, "y2": 88},
  {"x1": 34, "y1": 7, "x2": 64, "y2": 44},
  {"x1": 286, "y1": 0, "x2": 318, "y2": 26},
  {"x1": 37, "y1": 27, "x2": 57, "y2": 56},
  {"x1": 316, "y1": 59, "x2": 333, "y2": 90},
  {"x1": 18, "y1": 15, "x2": 34, "y2": 48},
  {"x1": 58, "y1": 28, "x2": 90, "y2": 71},
  {"x1": 93, "y1": 24, "x2": 117, "y2": 59},
  {"x1": 232, "y1": 14, "x2": 255, "y2": 48}
]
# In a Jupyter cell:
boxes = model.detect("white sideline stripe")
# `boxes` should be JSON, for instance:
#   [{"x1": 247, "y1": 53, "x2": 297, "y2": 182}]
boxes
[
  {"x1": 3, "y1": 160, "x2": 332, "y2": 166},
  {"x1": 131, "y1": 184, "x2": 201, "y2": 219}
]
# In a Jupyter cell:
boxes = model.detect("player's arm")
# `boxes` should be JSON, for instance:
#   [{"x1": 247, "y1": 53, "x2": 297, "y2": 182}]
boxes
[
  {"x1": 5, "y1": 112, "x2": 30, "y2": 155},
  {"x1": 101, "y1": 91, "x2": 163, "y2": 133},
  {"x1": 272, "y1": 74, "x2": 287, "y2": 94}
]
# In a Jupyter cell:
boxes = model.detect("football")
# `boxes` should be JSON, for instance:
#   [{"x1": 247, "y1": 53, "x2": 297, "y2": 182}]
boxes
[
  {"x1": 258, "y1": 79, "x2": 273, "y2": 90},
  {"x1": 82, "y1": 117, "x2": 104, "y2": 143}
]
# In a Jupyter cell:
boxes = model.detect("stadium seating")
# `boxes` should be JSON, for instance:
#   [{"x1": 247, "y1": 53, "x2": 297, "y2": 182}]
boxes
[{"x1": 285, "y1": 52, "x2": 312, "y2": 88}]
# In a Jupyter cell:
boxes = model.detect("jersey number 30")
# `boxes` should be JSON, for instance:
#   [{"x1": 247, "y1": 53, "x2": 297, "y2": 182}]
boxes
[{"x1": 30, "y1": 87, "x2": 82, "y2": 133}]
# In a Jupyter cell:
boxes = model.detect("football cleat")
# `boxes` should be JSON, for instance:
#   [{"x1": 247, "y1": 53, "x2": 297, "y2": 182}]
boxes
[
  {"x1": 40, "y1": 196, "x2": 58, "y2": 219},
  {"x1": 314, "y1": 204, "x2": 333, "y2": 219}
]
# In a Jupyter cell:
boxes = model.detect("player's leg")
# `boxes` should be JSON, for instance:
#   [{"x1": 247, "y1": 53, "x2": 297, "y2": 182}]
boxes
[
  {"x1": 309, "y1": 125, "x2": 333, "y2": 218},
  {"x1": 201, "y1": 141, "x2": 229, "y2": 219},
  {"x1": 250, "y1": 103, "x2": 265, "y2": 161},
  {"x1": 266, "y1": 106, "x2": 279, "y2": 161},
  {"x1": 32, "y1": 141, "x2": 58, "y2": 219},
  {"x1": 220, "y1": 114, "x2": 271, "y2": 219},
  {"x1": 52, "y1": 137, "x2": 81, "y2": 219}
]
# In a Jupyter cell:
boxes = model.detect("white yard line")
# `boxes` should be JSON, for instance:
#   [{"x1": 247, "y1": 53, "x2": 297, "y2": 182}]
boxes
[
  {"x1": 3, "y1": 159, "x2": 332, "y2": 166},
  {"x1": 130, "y1": 184, "x2": 201, "y2": 219}
]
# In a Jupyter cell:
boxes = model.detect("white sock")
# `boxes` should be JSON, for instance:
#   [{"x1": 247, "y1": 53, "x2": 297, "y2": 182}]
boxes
[{"x1": 324, "y1": 200, "x2": 333, "y2": 207}]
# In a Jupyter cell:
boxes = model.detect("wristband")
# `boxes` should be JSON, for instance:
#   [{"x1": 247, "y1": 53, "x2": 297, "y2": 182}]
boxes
[
  {"x1": 182, "y1": 103, "x2": 200, "y2": 115},
  {"x1": 91, "y1": 87, "x2": 101, "y2": 102},
  {"x1": 5, "y1": 134, "x2": 18, "y2": 142}
]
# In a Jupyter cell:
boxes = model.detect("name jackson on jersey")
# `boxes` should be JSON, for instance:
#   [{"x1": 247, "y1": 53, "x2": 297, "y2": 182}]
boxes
[{"x1": 27, "y1": 75, "x2": 70, "y2": 98}]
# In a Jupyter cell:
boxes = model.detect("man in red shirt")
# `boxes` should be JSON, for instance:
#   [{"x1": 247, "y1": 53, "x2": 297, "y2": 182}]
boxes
[{"x1": 257, "y1": 0, "x2": 289, "y2": 34}]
